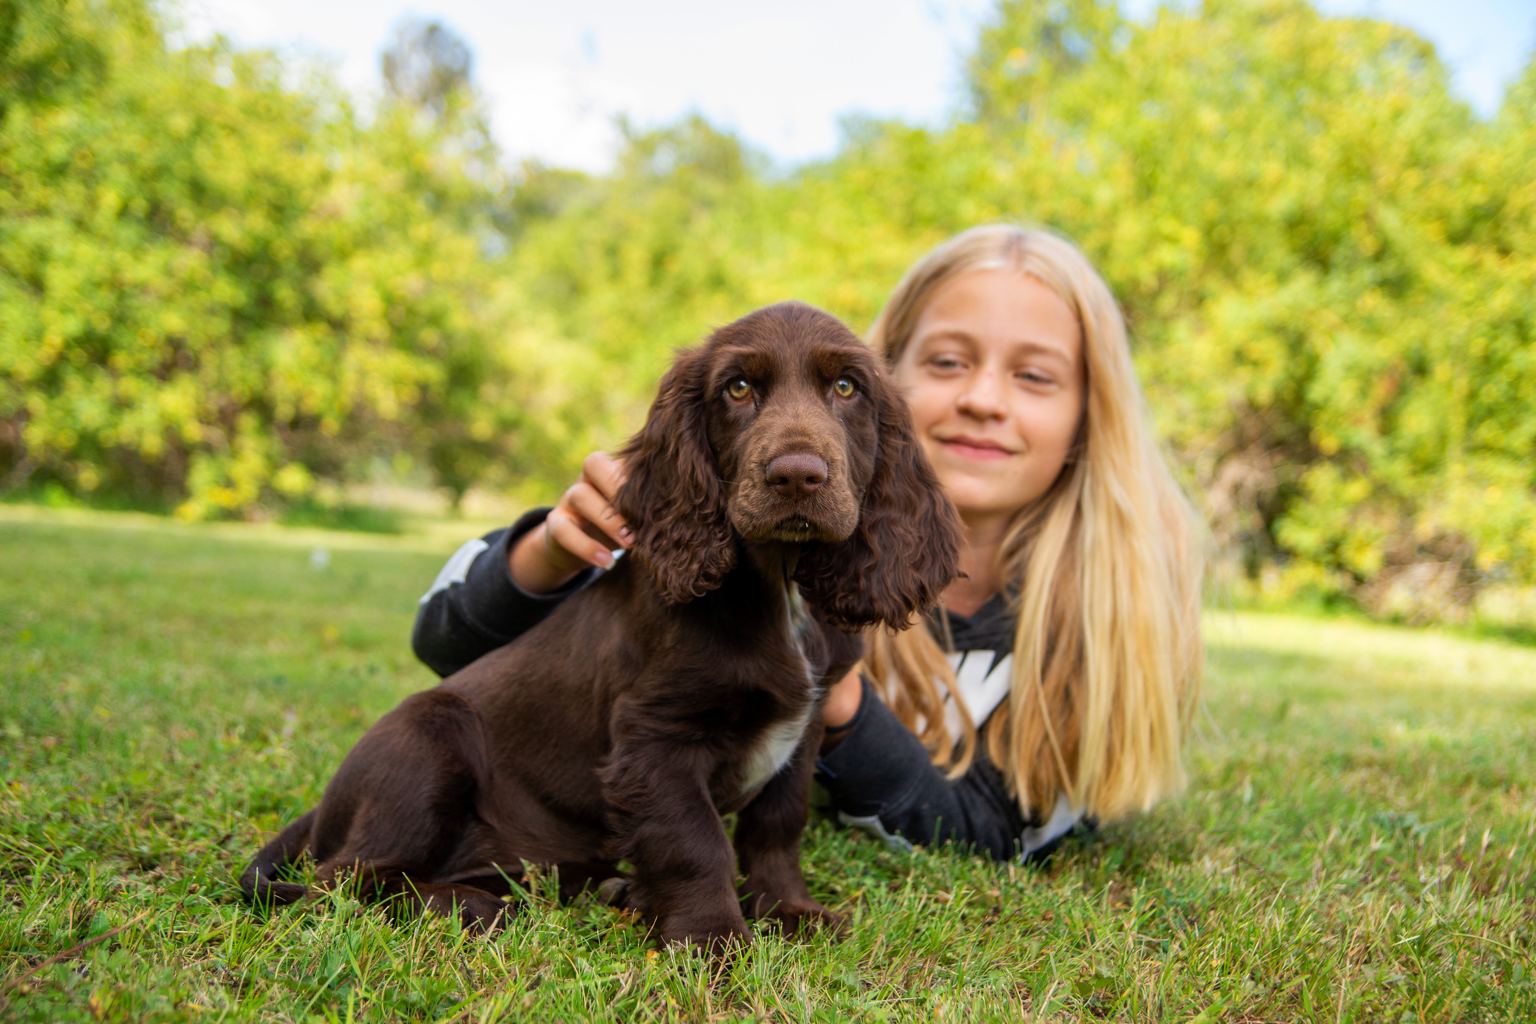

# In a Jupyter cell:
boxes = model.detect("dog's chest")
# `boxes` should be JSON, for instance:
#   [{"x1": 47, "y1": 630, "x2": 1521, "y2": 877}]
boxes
[{"x1": 734, "y1": 586, "x2": 820, "y2": 799}]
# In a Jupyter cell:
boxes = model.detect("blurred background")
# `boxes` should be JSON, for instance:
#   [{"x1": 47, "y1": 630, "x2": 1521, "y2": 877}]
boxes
[{"x1": 2, "y1": 0, "x2": 1534, "y2": 627}]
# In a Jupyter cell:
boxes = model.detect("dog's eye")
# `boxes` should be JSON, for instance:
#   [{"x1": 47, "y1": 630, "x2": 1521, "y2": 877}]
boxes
[
  {"x1": 726, "y1": 378, "x2": 752, "y2": 401},
  {"x1": 833, "y1": 377, "x2": 856, "y2": 399}
]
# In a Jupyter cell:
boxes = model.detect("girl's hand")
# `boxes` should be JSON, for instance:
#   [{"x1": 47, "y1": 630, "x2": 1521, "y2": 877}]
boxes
[
  {"x1": 509, "y1": 452, "x2": 631, "y2": 594},
  {"x1": 820, "y1": 667, "x2": 864, "y2": 752}
]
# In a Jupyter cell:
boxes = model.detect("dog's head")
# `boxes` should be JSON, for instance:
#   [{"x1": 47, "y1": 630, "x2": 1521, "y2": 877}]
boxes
[{"x1": 616, "y1": 301, "x2": 961, "y2": 631}]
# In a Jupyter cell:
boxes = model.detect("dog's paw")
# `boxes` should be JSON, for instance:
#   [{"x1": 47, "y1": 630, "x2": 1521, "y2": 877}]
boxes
[
  {"x1": 657, "y1": 914, "x2": 751, "y2": 956},
  {"x1": 249, "y1": 879, "x2": 310, "y2": 906},
  {"x1": 420, "y1": 885, "x2": 514, "y2": 934},
  {"x1": 466, "y1": 895, "x2": 517, "y2": 935},
  {"x1": 596, "y1": 876, "x2": 632, "y2": 909},
  {"x1": 758, "y1": 898, "x2": 847, "y2": 940}
]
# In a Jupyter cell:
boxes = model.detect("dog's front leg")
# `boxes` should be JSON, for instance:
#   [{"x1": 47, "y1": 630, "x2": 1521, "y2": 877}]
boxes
[
  {"x1": 601, "y1": 741, "x2": 748, "y2": 951},
  {"x1": 734, "y1": 727, "x2": 847, "y2": 938}
]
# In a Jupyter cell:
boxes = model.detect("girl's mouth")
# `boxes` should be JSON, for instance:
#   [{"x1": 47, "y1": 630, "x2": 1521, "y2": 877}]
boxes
[{"x1": 938, "y1": 436, "x2": 1015, "y2": 461}]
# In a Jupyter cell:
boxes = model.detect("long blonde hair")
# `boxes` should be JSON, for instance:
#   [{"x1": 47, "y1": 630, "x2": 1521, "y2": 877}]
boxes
[{"x1": 865, "y1": 225, "x2": 1204, "y2": 823}]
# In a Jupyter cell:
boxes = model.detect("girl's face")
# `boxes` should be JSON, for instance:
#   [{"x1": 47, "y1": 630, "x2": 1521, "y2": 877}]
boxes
[{"x1": 892, "y1": 269, "x2": 1086, "y2": 530}]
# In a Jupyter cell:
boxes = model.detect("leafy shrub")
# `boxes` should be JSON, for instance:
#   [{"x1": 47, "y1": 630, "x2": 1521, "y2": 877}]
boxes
[
  {"x1": 4, "y1": 0, "x2": 1533, "y2": 616},
  {"x1": 0, "y1": 0, "x2": 515, "y2": 517}
]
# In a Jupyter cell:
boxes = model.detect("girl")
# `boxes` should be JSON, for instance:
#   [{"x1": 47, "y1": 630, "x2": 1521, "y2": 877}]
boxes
[{"x1": 412, "y1": 225, "x2": 1205, "y2": 862}]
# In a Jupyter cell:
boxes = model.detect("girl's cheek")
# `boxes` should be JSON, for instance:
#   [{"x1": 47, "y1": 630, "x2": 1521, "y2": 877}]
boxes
[
  {"x1": 904, "y1": 380, "x2": 960, "y2": 431},
  {"x1": 1024, "y1": 391, "x2": 1081, "y2": 437}
]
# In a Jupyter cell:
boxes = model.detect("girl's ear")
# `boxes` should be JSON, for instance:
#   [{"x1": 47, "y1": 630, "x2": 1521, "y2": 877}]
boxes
[
  {"x1": 795, "y1": 377, "x2": 961, "y2": 630},
  {"x1": 615, "y1": 348, "x2": 736, "y2": 603}
]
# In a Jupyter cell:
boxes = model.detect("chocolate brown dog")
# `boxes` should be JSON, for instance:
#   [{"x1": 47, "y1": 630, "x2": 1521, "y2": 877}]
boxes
[{"x1": 240, "y1": 302, "x2": 961, "y2": 948}]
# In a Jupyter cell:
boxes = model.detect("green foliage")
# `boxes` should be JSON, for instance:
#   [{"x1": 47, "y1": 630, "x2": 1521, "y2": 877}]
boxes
[
  {"x1": 2, "y1": 511, "x2": 1533, "y2": 1019},
  {"x1": 3, "y1": 0, "x2": 1533, "y2": 610},
  {"x1": 0, "y1": 0, "x2": 518, "y2": 516},
  {"x1": 0, "y1": 0, "x2": 124, "y2": 112}
]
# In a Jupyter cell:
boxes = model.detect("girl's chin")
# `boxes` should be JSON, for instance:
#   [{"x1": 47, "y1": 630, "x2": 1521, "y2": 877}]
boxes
[
  {"x1": 933, "y1": 471, "x2": 1053, "y2": 521},
  {"x1": 932, "y1": 457, "x2": 1018, "y2": 486}
]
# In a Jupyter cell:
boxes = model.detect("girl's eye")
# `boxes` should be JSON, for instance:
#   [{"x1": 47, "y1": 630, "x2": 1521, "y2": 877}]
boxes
[
  {"x1": 726, "y1": 378, "x2": 752, "y2": 401},
  {"x1": 928, "y1": 355, "x2": 964, "y2": 372},
  {"x1": 833, "y1": 377, "x2": 856, "y2": 398},
  {"x1": 1018, "y1": 370, "x2": 1056, "y2": 387}
]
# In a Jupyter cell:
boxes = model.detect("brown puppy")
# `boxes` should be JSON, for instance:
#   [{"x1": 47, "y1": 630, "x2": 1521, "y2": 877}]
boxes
[{"x1": 240, "y1": 302, "x2": 961, "y2": 949}]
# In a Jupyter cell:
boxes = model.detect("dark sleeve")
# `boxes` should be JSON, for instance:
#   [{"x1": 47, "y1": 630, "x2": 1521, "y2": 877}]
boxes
[
  {"x1": 816, "y1": 676, "x2": 1030, "y2": 862},
  {"x1": 411, "y1": 508, "x2": 600, "y2": 678}
]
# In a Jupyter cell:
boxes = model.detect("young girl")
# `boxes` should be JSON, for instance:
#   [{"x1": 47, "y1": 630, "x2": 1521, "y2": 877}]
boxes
[{"x1": 412, "y1": 225, "x2": 1205, "y2": 862}]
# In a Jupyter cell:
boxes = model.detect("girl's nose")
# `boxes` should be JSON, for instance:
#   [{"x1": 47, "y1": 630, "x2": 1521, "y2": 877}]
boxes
[{"x1": 956, "y1": 368, "x2": 1006, "y2": 420}]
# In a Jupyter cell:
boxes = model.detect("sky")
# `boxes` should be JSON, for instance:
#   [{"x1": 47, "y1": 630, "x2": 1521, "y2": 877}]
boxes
[{"x1": 176, "y1": 0, "x2": 1536, "y2": 173}]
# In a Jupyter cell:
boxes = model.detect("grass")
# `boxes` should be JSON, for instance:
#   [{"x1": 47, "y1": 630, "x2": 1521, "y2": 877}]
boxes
[{"x1": 0, "y1": 506, "x2": 1532, "y2": 1023}]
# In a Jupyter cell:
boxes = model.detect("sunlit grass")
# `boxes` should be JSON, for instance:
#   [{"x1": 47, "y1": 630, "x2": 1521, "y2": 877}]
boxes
[{"x1": 2, "y1": 508, "x2": 1532, "y2": 1022}]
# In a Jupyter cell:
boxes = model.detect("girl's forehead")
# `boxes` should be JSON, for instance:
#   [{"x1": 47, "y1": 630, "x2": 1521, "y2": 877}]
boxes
[
  {"x1": 926, "y1": 268, "x2": 1069, "y2": 314},
  {"x1": 908, "y1": 271, "x2": 1081, "y2": 359}
]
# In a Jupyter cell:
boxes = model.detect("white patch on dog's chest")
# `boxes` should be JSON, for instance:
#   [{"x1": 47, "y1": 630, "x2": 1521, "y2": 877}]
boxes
[
  {"x1": 737, "y1": 709, "x2": 812, "y2": 797},
  {"x1": 736, "y1": 585, "x2": 820, "y2": 798}
]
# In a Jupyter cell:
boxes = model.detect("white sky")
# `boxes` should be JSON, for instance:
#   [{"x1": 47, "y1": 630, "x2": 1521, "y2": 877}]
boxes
[{"x1": 175, "y1": 0, "x2": 1536, "y2": 173}]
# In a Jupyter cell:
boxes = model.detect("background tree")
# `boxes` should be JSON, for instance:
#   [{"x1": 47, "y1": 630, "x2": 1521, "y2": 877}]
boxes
[
  {"x1": 0, "y1": 0, "x2": 517, "y2": 517},
  {"x1": 381, "y1": 18, "x2": 471, "y2": 121},
  {"x1": 3, "y1": 0, "x2": 1531, "y2": 619}
]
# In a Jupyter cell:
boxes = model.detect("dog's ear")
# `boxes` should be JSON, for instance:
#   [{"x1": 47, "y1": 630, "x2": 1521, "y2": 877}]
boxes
[
  {"x1": 615, "y1": 348, "x2": 736, "y2": 603},
  {"x1": 795, "y1": 378, "x2": 961, "y2": 631}
]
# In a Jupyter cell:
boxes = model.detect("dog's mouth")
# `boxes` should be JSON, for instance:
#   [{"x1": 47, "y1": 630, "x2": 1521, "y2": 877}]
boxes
[
  {"x1": 752, "y1": 513, "x2": 848, "y2": 544},
  {"x1": 775, "y1": 515, "x2": 817, "y2": 540}
]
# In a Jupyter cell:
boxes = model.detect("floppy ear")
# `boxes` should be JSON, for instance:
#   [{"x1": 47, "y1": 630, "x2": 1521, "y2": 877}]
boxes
[
  {"x1": 615, "y1": 348, "x2": 736, "y2": 603},
  {"x1": 795, "y1": 377, "x2": 962, "y2": 631}
]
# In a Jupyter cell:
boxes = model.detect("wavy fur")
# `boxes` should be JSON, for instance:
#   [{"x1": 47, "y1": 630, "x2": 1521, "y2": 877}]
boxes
[{"x1": 615, "y1": 349, "x2": 738, "y2": 603}]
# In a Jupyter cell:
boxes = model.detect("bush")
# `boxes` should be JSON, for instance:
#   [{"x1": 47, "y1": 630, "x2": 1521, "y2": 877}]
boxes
[
  {"x1": 0, "y1": 0, "x2": 516, "y2": 517},
  {"x1": 5, "y1": 0, "x2": 1533, "y2": 615}
]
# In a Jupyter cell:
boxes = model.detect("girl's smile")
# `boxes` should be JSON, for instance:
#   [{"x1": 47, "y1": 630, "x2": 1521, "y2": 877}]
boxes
[{"x1": 935, "y1": 434, "x2": 1018, "y2": 460}]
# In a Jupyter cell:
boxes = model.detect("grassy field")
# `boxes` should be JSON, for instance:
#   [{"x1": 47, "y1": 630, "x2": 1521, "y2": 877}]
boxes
[{"x1": 0, "y1": 507, "x2": 1532, "y2": 1023}]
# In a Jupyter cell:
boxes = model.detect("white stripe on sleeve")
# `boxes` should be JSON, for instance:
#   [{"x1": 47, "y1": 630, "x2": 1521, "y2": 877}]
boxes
[
  {"x1": 419, "y1": 538, "x2": 490, "y2": 605},
  {"x1": 1019, "y1": 792, "x2": 1081, "y2": 859}
]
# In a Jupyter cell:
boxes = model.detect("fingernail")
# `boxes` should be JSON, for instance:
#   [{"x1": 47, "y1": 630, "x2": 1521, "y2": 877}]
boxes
[
  {"x1": 618, "y1": 527, "x2": 633, "y2": 542},
  {"x1": 594, "y1": 550, "x2": 613, "y2": 568}
]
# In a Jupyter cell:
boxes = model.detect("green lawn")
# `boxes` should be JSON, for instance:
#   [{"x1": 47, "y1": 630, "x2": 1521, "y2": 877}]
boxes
[{"x1": 1, "y1": 507, "x2": 1532, "y2": 1022}]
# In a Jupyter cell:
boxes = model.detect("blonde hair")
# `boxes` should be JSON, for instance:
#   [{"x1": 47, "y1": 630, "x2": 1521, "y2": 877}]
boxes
[{"x1": 865, "y1": 225, "x2": 1204, "y2": 823}]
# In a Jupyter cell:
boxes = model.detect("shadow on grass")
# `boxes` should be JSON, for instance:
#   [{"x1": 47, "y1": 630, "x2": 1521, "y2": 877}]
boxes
[{"x1": 278, "y1": 499, "x2": 405, "y2": 535}]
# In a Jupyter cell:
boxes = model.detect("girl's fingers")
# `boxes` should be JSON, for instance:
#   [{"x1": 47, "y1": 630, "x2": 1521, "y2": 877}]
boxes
[
  {"x1": 539, "y1": 451, "x2": 632, "y2": 575},
  {"x1": 573, "y1": 460, "x2": 632, "y2": 548},
  {"x1": 582, "y1": 450, "x2": 628, "y2": 500},
  {"x1": 545, "y1": 507, "x2": 614, "y2": 570}
]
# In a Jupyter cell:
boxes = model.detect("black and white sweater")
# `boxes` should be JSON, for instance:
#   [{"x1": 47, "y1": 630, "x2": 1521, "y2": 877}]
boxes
[{"x1": 411, "y1": 509, "x2": 1085, "y2": 863}]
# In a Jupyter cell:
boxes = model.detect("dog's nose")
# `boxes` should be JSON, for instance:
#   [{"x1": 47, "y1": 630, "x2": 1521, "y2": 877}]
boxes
[{"x1": 766, "y1": 453, "x2": 828, "y2": 498}]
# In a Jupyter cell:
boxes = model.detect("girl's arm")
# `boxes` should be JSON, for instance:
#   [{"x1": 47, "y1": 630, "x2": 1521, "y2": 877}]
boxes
[
  {"x1": 411, "y1": 510, "x2": 603, "y2": 677},
  {"x1": 817, "y1": 677, "x2": 1077, "y2": 862},
  {"x1": 412, "y1": 453, "x2": 630, "y2": 677}
]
